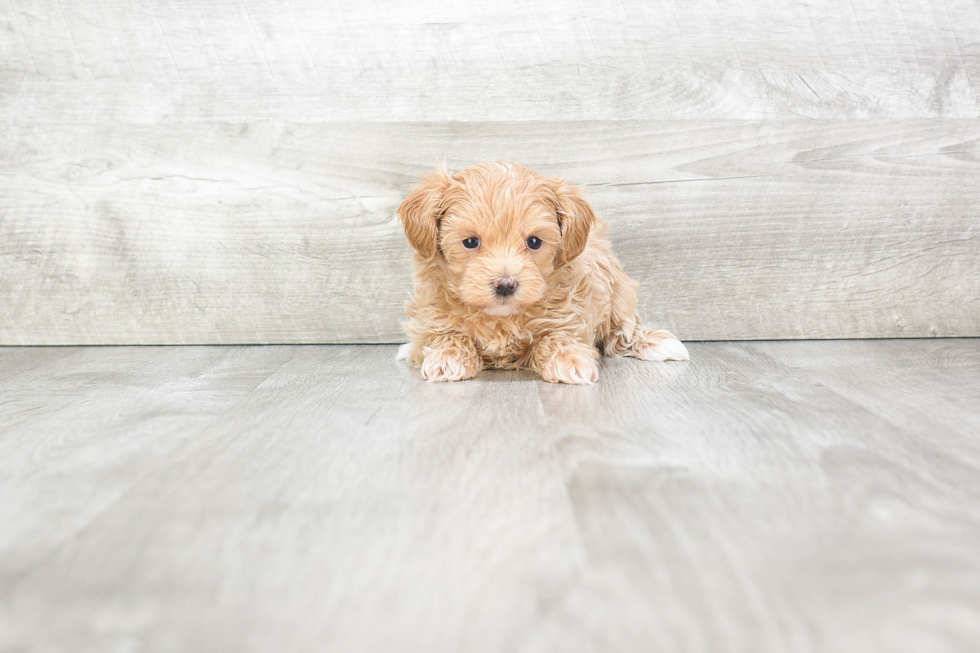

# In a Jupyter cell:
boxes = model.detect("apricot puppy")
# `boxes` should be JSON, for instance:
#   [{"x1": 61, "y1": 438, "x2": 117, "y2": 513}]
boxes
[{"x1": 396, "y1": 161, "x2": 688, "y2": 384}]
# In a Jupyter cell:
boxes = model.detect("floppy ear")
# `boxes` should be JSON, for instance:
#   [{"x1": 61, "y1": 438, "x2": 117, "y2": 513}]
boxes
[
  {"x1": 551, "y1": 180, "x2": 597, "y2": 263},
  {"x1": 397, "y1": 168, "x2": 453, "y2": 259}
]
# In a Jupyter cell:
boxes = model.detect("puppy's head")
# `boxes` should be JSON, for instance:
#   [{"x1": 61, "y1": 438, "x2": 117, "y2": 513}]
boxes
[{"x1": 398, "y1": 161, "x2": 596, "y2": 316}]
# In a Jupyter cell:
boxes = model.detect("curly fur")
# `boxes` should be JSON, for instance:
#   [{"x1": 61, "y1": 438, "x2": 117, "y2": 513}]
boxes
[{"x1": 397, "y1": 161, "x2": 688, "y2": 384}]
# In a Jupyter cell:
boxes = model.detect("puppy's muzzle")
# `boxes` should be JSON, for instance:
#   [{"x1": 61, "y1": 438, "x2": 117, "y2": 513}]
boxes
[{"x1": 492, "y1": 276, "x2": 518, "y2": 297}]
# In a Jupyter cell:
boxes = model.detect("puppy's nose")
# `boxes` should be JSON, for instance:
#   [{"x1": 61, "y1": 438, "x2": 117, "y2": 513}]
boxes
[{"x1": 492, "y1": 276, "x2": 518, "y2": 297}]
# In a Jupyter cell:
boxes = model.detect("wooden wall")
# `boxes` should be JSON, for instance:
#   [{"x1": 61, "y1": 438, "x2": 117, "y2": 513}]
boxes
[{"x1": 2, "y1": 0, "x2": 978, "y2": 344}]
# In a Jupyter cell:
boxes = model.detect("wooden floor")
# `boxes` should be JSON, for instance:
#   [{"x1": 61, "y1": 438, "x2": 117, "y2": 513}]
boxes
[{"x1": 1, "y1": 340, "x2": 979, "y2": 653}]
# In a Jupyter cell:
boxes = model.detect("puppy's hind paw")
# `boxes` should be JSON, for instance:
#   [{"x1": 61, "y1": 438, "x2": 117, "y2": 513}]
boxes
[
  {"x1": 420, "y1": 347, "x2": 481, "y2": 382},
  {"x1": 632, "y1": 329, "x2": 690, "y2": 362},
  {"x1": 395, "y1": 343, "x2": 412, "y2": 361}
]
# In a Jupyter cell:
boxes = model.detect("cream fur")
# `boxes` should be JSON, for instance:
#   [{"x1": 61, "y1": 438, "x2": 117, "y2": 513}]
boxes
[{"x1": 397, "y1": 161, "x2": 688, "y2": 384}]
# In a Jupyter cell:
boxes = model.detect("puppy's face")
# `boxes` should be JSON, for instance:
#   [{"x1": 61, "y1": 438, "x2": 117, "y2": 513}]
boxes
[
  {"x1": 439, "y1": 191, "x2": 559, "y2": 316},
  {"x1": 398, "y1": 162, "x2": 596, "y2": 317}
]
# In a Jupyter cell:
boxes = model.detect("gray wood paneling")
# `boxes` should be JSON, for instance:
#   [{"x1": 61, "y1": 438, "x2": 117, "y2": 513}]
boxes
[
  {"x1": 2, "y1": 0, "x2": 979, "y2": 343},
  {"x1": 2, "y1": 0, "x2": 978, "y2": 121},
  {"x1": 1, "y1": 341, "x2": 979, "y2": 652},
  {"x1": 2, "y1": 120, "x2": 978, "y2": 344}
]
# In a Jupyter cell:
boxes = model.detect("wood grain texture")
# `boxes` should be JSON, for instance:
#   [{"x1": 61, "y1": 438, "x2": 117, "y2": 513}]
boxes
[
  {"x1": 2, "y1": 0, "x2": 979, "y2": 343},
  {"x1": 2, "y1": 120, "x2": 978, "y2": 344},
  {"x1": 1, "y1": 341, "x2": 979, "y2": 652},
  {"x1": 1, "y1": 0, "x2": 979, "y2": 121},
  {"x1": 0, "y1": 345, "x2": 298, "y2": 584}
]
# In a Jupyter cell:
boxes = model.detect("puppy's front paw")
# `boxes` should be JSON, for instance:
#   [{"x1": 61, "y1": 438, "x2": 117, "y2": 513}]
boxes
[
  {"x1": 420, "y1": 347, "x2": 481, "y2": 382},
  {"x1": 538, "y1": 349, "x2": 599, "y2": 385},
  {"x1": 632, "y1": 329, "x2": 690, "y2": 362}
]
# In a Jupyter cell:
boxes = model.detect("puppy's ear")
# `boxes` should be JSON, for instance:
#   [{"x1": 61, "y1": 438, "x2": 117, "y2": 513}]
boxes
[
  {"x1": 398, "y1": 168, "x2": 453, "y2": 259},
  {"x1": 551, "y1": 180, "x2": 597, "y2": 263}
]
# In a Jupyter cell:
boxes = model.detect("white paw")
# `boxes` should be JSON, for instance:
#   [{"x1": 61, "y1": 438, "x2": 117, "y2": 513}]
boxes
[
  {"x1": 395, "y1": 343, "x2": 412, "y2": 361},
  {"x1": 539, "y1": 351, "x2": 599, "y2": 385},
  {"x1": 420, "y1": 348, "x2": 479, "y2": 382},
  {"x1": 635, "y1": 337, "x2": 690, "y2": 362}
]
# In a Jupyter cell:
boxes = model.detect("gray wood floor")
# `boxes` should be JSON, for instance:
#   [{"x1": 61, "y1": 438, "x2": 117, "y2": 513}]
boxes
[{"x1": 1, "y1": 341, "x2": 979, "y2": 653}]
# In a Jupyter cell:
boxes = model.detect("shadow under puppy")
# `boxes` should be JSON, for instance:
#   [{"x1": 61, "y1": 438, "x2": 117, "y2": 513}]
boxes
[{"x1": 397, "y1": 161, "x2": 688, "y2": 384}]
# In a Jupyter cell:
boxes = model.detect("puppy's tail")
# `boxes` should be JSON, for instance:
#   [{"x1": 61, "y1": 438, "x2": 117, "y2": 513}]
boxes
[{"x1": 395, "y1": 343, "x2": 412, "y2": 361}]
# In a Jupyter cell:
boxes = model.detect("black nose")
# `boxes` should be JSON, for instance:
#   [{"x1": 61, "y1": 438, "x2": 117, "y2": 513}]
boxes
[{"x1": 493, "y1": 276, "x2": 518, "y2": 297}]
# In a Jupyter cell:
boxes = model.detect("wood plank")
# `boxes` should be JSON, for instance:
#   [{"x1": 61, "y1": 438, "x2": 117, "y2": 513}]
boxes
[
  {"x1": 1, "y1": 341, "x2": 979, "y2": 651},
  {"x1": 0, "y1": 345, "x2": 299, "y2": 585},
  {"x1": 1, "y1": 346, "x2": 581, "y2": 652},
  {"x1": 745, "y1": 339, "x2": 980, "y2": 435},
  {"x1": 2, "y1": 0, "x2": 978, "y2": 121},
  {"x1": 2, "y1": 120, "x2": 978, "y2": 344},
  {"x1": 557, "y1": 340, "x2": 980, "y2": 651}
]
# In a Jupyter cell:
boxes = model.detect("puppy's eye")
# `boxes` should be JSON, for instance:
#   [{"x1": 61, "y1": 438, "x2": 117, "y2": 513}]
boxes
[
  {"x1": 526, "y1": 236, "x2": 542, "y2": 250},
  {"x1": 462, "y1": 237, "x2": 480, "y2": 249}
]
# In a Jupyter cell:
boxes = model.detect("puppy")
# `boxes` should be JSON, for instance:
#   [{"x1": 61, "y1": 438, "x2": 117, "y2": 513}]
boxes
[{"x1": 396, "y1": 161, "x2": 688, "y2": 384}]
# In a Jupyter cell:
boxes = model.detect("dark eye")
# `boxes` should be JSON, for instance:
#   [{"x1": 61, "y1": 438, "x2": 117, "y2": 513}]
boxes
[
  {"x1": 462, "y1": 237, "x2": 480, "y2": 249},
  {"x1": 526, "y1": 236, "x2": 542, "y2": 250}
]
